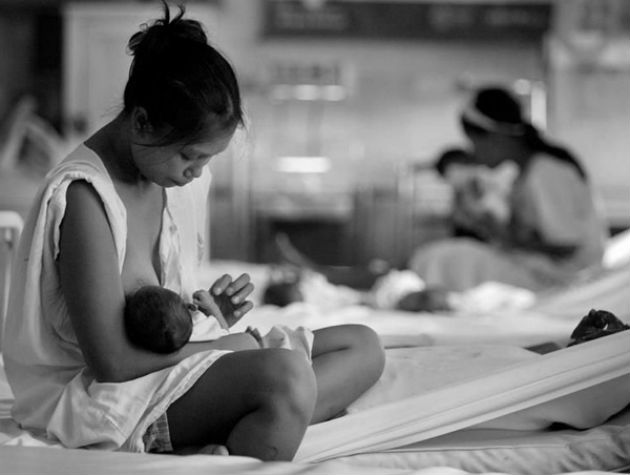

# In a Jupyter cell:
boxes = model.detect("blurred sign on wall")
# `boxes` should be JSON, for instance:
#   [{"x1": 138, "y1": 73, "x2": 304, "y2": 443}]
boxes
[{"x1": 263, "y1": 0, "x2": 552, "y2": 41}]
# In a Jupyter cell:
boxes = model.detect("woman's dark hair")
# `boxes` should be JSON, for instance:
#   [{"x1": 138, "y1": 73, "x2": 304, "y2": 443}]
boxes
[
  {"x1": 124, "y1": 1, "x2": 243, "y2": 145},
  {"x1": 461, "y1": 87, "x2": 587, "y2": 180}
]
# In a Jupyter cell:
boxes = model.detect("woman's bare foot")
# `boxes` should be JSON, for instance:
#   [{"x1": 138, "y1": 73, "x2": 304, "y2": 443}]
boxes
[
  {"x1": 174, "y1": 444, "x2": 229, "y2": 456},
  {"x1": 198, "y1": 444, "x2": 229, "y2": 456}
]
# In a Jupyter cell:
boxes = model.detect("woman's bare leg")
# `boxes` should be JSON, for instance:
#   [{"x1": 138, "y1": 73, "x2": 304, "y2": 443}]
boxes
[
  {"x1": 310, "y1": 324, "x2": 385, "y2": 423},
  {"x1": 166, "y1": 348, "x2": 317, "y2": 461}
]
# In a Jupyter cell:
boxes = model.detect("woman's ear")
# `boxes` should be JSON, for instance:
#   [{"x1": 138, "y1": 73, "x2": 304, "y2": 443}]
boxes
[{"x1": 131, "y1": 106, "x2": 154, "y2": 138}]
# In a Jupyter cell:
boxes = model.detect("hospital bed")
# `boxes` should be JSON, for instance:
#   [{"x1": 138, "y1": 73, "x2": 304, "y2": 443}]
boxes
[
  {"x1": 199, "y1": 227, "x2": 630, "y2": 349},
  {"x1": 1, "y1": 335, "x2": 628, "y2": 474},
  {"x1": 1, "y1": 213, "x2": 629, "y2": 474}
]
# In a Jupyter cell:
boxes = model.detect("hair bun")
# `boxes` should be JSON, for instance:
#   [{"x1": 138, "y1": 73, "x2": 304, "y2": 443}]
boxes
[
  {"x1": 474, "y1": 87, "x2": 524, "y2": 125},
  {"x1": 123, "y1": 0, "x2": 243, "y2": 145},
  {"x1": 127, "y1": 2, "x2": 208, "y2": 57}
]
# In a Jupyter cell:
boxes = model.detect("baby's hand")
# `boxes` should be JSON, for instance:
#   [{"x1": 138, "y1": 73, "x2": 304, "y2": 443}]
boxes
[
  {"x1": 192, "y1": 290, "x2": 214, "y2": 314},
  {"x1": 192, "y1": 290, "x2": 229, "y2": 329},
  {"x1": 245, "y1": 326, "x2": 265, "y2": 348}
]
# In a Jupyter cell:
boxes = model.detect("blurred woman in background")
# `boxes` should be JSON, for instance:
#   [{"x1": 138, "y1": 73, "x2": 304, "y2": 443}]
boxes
[{"x1": 409, "y1": 86, "x2": 607, "y2": 292}]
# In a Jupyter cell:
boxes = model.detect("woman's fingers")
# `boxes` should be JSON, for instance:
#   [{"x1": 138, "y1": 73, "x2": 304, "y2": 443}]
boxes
[
  {"x1": 207, "y1": 273, "x2": 255, "y2": 327},
  {"x1": 210, "y1": 274, "x2": 233, "y2": 296},
  {"x1": 228, "y1": 282, "x2": 254, "y2": 305},
  {"x1": 233, "y1": 300, "x2": 254, "y2": 319},
  {"x1": 224, "y1": 273, "x2": 252, "y2": 296},
  {"x1": 211, "y1": 273, "x2": 252, "y2": 297},
  {"x1": 217, "y1": 274, "x2": 253, "y2": 305}
]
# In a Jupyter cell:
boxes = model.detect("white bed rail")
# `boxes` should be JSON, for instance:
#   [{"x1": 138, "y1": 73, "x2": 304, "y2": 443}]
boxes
[{"x1": 0, "y1": 211, "x2": 23, "y2": 347}]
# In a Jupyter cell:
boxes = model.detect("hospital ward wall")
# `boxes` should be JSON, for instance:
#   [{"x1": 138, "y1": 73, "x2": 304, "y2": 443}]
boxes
[
  {"x1": 210, "y1": 0, "x2": 548, "y2": 263},
  {"x1": 213, "y1": 1, "x2": 630, "y2": 263},
  {"x1": 1, "y1": 1, "x2": 627, "y2": 264}
]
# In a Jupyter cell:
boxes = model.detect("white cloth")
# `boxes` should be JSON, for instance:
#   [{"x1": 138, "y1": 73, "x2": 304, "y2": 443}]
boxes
[
  {"x1": 369, "y1": 270, "x2": 425, "y2": 309},
  {"x1": 1, "y1": 144, "x2": 228, "y2": 451},
  {"x1": 261, "y1": 325, "x2": 314, "y2": 362},
  {"x1": 449, "y1": 281, "x2": 536, "y2": 313},
  {"x1": 296, "y1": 332, "x2": 630, "y2": 462}
]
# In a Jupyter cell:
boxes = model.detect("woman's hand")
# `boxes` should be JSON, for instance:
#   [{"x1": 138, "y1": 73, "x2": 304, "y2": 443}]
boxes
[{"x1": 194, "y1": 273, "x2": 254, "y2": 329}]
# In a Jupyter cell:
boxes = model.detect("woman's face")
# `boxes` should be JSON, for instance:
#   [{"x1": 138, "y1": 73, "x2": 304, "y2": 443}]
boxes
[
  {"x1": 467, "y1": 132, "x2": 509, "y2": 168},
  {"x1": 131, "y1": 128, "x2": 234, "y2": 187}
]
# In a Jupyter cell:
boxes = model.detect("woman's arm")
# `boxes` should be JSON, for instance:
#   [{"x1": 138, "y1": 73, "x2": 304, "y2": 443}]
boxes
[
  {"x1": 58, "y1": 181, "x2": 256, "y2": 383},
  {"x1": 507, "y1": 230, "x2": 577, "y2": 258},
  {"x1": 507, "y1": 158, "x2": 589, "y2": 258}
]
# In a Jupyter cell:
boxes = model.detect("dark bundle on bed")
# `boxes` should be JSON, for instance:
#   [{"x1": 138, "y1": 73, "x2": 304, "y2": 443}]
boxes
[{"x1": 568, "y1": 309, "x2": 630, "y2": 346}]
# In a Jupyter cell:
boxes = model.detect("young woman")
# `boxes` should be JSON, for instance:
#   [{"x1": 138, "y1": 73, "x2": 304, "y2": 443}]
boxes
[
  {"x1": 409, "y1": 87, "x2": 607, "y2": 292},
  {"x1": 2, "y1": 3, "x2": 384, "y2": 461}
]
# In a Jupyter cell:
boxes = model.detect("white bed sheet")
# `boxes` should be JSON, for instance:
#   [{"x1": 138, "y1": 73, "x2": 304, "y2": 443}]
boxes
[
  {"x1": 233, "y1": 303, "x2": 579, "y2": 348},
  {"x1": 197, "y1": 253, "x2": 630, "y2": 349},
  {"x1": 295, "y1": 333, "x2": 630, "y2": 464},
  {"x1": 301, "y1": 343, "x2": 630, "y2": 474},
  {"x1": 332, "y1": 407, "x2": 630, "y2": 474},
  {"x1": 2, "y1": 336, "x2": 628, "y2": 475},
  {"x1": 2, "y1": 445, "x2": 604, "y2": 475}
]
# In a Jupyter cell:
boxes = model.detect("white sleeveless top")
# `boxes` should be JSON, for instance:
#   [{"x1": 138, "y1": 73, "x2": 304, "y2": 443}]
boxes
[{"x1": 2, "y1": 145, "x2": 228, "y2": 451}]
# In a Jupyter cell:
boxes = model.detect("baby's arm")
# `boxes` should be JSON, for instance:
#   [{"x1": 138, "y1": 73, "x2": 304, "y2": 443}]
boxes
[
  {"x1": 192, "y1": 289, "x2": 214, "y2": 316},
  {"x1": 192, "y1": 289, "x2": 229, "y2": 329}
]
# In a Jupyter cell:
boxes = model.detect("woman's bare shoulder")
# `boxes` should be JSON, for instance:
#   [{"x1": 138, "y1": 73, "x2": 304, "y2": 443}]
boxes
[{"x1": 62, "y1": 179, "x2": 115, "y2": 248}]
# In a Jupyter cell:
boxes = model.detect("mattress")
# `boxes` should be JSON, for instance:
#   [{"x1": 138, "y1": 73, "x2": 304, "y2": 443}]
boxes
[{"x1": 2, "y1": 444, "x2": 598, "y2": 475}]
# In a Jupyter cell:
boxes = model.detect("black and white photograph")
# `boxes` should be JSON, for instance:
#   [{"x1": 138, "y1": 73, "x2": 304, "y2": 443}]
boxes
[{"x1": 0, "y1": 0, "x2": 629, "y2": 473}]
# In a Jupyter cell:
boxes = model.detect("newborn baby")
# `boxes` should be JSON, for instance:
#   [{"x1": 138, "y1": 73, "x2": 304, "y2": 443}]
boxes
[
  {"x1": 447, "y1": 160, "x2": 519, "y2": 225},
  {"x1": 124, "y1": 285, "x2": 206, "y2": 353},
  {"x1": 125, "y1": 285, "x2": 313, "y2": 359}
]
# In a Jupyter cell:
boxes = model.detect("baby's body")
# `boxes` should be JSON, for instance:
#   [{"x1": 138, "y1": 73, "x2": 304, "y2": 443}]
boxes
[
  {"x1": 125, "y1": 285, "x2": 312, "y2": 359},
  {"x1": 446, "y1": 160, "x2": 518, "y2": 225}
]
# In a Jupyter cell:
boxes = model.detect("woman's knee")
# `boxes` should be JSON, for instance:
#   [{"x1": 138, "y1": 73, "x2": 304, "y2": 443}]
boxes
[
  {"x1": 254, "y1": 350, "x2": 317, "y2": 422},
  {"x1": 348, "y1": 323, "x2": 383, "y2": 348},
  {"x1": 363, "y1": 325, "x2": 386, "y2": 377},
  {"x1": 346, "y1": 325, "x2": 386, "y2": 379}
]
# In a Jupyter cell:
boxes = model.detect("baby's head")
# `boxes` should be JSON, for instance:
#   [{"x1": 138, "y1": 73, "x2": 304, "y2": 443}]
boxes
[
  {"x1": 435, "y1": 148, "x2": 478, "y2": 189},
  {"x1": 434, "y1": 148, "x2": 474, "y2": 178},
  {"x1": 124, "y1": 285, "x2": 193, "y2": 354}
]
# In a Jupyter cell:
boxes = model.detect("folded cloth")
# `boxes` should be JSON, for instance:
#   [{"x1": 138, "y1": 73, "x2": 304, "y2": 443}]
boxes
[
  {"x1": 296, "y1": 332, "x2": 630, "y2": 462},
  {"x1": 369, "y1": 270, "x2": 426, "y2": 310},
  {"x1": 262, "y1": 325, "x2": 314, "y2": 361}
]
